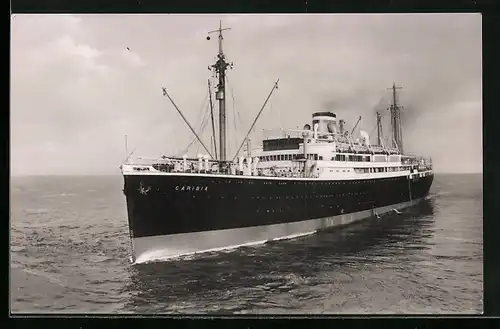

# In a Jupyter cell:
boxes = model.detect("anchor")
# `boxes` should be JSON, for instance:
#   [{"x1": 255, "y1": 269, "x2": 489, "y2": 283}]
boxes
[{"x1": 137, "y1": 181, "x2": 151, "y2": 195}]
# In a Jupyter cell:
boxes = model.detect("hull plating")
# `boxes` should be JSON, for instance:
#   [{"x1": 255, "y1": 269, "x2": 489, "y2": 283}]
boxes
[
  {"x1": 123, "y1": 172, "x2": 433, "y2": 262},
  {"x1": 132, "y1": 197, "x2": 424, "y2": 263}
]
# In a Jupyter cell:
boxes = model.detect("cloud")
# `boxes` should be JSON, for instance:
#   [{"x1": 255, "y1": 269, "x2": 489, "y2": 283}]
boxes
[
  {"x1": 120, "y1": 48, "x2": 146, "y2": 68},
  {"x1": 11, "y1": 15, "x2": 155, "y2": 175}
]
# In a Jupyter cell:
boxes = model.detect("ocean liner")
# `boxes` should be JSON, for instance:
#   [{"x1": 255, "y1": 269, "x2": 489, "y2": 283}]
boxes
[{"x1": 121, "y1": 22, "x2": 433, "y2": 263}]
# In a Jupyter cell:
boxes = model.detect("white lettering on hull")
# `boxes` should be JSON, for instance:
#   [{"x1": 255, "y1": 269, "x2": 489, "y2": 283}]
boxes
[{"x1": 175, "y1": 185, "x2": 209, "y2": 191}]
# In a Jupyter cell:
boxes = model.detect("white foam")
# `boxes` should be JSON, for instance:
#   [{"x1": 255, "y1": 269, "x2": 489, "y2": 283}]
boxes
[
  {"x1": 21, "y1": 268, "x2": 67, "y2": 287},
  {"x1": 269, "y1": 231, "x2": 316, "y2": 242},
  {"x1": 133, "y1": 239, "x2": 269, "y2": 265},
  {"x1": 134, "y1": 231, "x2": 317, "y2": 264}
]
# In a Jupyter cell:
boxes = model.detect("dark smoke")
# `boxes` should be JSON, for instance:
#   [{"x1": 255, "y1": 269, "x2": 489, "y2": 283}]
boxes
[
  {"x1": 320, "y1": 88, "x2": 393, "y2": 136},
  {"x1": 320, "y1": 88, "x2": 375, "y2": 112}
]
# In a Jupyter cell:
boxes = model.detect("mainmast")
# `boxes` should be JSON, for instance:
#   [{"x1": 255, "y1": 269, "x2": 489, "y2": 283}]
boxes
[
  {"x1": 376, "y1": 111, "x2": 383, "y2": 146},
  {"x1": 208, "y1": 21, "x2": 233, "y2": 162},
  {"x1": 388, "y1": 82, "x2": 404, "y2": 154}
]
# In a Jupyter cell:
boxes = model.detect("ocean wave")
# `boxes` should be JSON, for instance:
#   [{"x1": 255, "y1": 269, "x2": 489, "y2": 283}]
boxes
[{"x1": 23, "y1": 208, "x2": 52, "y2": 215}]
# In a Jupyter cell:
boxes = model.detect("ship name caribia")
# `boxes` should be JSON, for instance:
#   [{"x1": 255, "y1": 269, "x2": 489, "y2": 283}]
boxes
[{"x1": 175, "y1": 185, "x2": 209, "y2": 192}]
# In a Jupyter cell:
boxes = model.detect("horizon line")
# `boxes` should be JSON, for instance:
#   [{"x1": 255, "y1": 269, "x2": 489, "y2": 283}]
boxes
[{"x1": 10, "y1": 171, "x2": 483, "y2": 177}]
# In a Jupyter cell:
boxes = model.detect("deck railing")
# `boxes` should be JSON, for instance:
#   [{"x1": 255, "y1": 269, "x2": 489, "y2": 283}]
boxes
[{"x1": 125, "y1": 154, "x2": 433, "y2": 177}]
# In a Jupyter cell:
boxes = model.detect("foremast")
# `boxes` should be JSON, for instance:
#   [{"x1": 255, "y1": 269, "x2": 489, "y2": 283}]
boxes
[{"x1": 208, "y1": 21, "x2": 233, "y2": 162}]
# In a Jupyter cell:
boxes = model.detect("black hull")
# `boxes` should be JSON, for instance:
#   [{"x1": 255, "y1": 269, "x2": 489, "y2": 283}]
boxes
[{"x1": 123, "y1": 173, "x2": 433, "y2": 239}]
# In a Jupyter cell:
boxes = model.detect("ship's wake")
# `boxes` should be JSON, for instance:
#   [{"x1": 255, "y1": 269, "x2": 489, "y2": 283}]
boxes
[
  {"x1": 132, "y1": 231, "x2": 318, "y2": 265},
  {"x1": 132, "y1": 240, "x2": 268, "y2": 265}
]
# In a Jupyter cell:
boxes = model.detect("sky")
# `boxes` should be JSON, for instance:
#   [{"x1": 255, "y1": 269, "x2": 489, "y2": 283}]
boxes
[{"x1": 10, "y1": 14, "x2": 482, "y2": 175}]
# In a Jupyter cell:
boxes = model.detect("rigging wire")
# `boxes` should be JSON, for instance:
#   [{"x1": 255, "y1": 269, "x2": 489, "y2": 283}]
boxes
[
  {"x1": 127, "y1": 90, "x2": 209, "y2": 161},
  {"x1": 208, "y1": 79, "x2": 217, "y2": 160},
  {"x1": 194, "y1": 105, "x2": 212, "y2": 155},
  {"x1": 226, "y1": 75, "x2": 245, "y2": 128},
  {"x1": 226, "y1": 76, "x2": 245, "y2": 128},
  {"x1": 180, "y1": 95, "x2": 206, "y2": 144},
  {"x1": 231, "y1": 79, "x2": 279, "y2": 161},
  {"x1": 226, "y1": 74, "x2": 245, "y2": 155},
  {"x1": 176, "y1": 88, "x2": 211, "y2": 156},
  {"x1": 181, "y1": 101, "x2": 212, "y2": 156}
]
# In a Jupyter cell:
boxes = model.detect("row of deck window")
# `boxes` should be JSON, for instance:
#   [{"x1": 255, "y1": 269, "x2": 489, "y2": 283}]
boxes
[
  {"x1": 259, "y1": 154, "x2": 312, "y2": 161},
  {"x1": 353, "y1": 167, "x2": 411, "y2": 173},
  {"x1": 259, "y1": 154, "x2": 376, "y2": 162},
  {"x1": 260, "y1": 154, "x2": 370, "y2": 162},
  {"x1": 335, "y1": 155, "x2": 371, "y2": 162}
]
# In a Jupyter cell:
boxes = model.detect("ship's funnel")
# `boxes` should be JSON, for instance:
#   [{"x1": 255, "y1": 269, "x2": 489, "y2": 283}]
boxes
[{"x1": 312, "y1": 112, "x2": 336, "y2": 136}]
